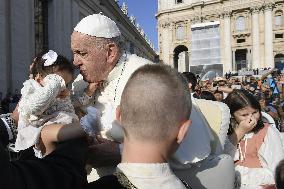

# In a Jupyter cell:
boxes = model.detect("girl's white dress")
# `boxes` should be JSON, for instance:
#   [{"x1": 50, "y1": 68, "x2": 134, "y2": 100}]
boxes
[
  {"x1": 15, "y1": 74, "x2": 78, "y2": 157},
  {"x1": 224, "y1": 124, "x2": 284, "y2": 188}
]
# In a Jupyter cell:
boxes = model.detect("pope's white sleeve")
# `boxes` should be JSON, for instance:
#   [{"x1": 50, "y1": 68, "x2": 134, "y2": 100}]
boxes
[
  {"x1": 223, "y1": 136, "x2": 238, "y2": 159},
  {"x1": 18, "y1": 74, "x2": 65, "y2": 116},
  {"x1": 258, "y1": 126, "x2": 284, "y2": 174}
]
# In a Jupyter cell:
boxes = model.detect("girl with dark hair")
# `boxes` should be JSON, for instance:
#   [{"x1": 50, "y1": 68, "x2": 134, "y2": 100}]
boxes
[
  {"x1": 224, "y1": 89, "x2": 284, "y2": 188},
  {"x1": 15, "y1": 50, "x2": 84, "y2": 158}
]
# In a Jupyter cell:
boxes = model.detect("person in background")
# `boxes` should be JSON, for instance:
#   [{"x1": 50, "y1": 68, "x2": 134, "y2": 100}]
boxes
[
  {"x1": 259, "y1": 96, "x2": 280, "y2": 121},
  {"x1": 214, "y1": 90, "x2": 224, "y2": 102},
  {"x1": 182, "y1": 72, "x2": 199, "y2": 98},
  {"x1": 1, "y1": 92, "x2": 12, "y2": 113},
  {"x1": 242, "y1": 81, "x2": 251, "y2": 91},
  {"x1": 12, "y1": 89, "x2": 21, "y2": 103},
  {"x1": 200, "y1": 90, "x2": 216, "y2": 101},
  {"x1": 182, "y1": 72, "x2": 197, "y2": 93}
]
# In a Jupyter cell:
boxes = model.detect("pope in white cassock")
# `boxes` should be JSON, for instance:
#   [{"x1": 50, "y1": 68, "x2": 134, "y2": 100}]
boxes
[
  {"x1": 71, "y1": 13, "x2": 154, "y2": 179},
  {"x1": 70, "y1": 14, "x2": 234, "y2": 189}
]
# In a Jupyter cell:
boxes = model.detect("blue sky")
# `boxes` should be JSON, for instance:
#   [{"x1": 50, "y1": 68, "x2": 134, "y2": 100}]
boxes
[{"x1": 118, "y1": 0, "x2": 158, "y2": 51}]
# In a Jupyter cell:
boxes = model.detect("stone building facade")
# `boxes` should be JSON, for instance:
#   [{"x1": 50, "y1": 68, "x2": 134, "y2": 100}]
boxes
[
  {"x1": 0, "y1": 0, "x2": 157, "y2": 97},
  {"x1": 157, "y1": 0, "x2": 284, "y2": 78}
]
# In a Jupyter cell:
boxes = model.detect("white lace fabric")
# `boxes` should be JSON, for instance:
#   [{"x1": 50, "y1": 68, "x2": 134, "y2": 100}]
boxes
[
  {"x1": 18, "y1": 74, "x2": 66, "y2": 119},
  {"x1": 16, "y1": 74, "x2": 78, "y2": 153}
]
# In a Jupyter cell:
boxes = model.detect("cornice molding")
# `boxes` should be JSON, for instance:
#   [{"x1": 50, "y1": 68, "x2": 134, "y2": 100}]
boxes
[
  {"x1": 250, "y1": 5, "x2": 261, "y2": 14},
  {"x1": 264, "y1": 2, "x2": 274, "y2": 11}
]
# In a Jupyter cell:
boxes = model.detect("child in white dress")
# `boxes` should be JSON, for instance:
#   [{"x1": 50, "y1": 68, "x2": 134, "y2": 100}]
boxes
[
  {"x1": 15, "y1": 50, "x2": 84, "y2": 157},
  {"x1": 224, "y1": 89, "x2": 284, "y2": 189}
]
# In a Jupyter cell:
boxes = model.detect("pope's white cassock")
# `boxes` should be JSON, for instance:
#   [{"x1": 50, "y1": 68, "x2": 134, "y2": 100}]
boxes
[{"x1": 72, "y1": 51, "x2": 153, "y2": 140}]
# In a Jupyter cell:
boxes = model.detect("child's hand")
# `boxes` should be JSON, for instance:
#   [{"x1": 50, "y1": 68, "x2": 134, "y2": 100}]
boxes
[
  {"x1": 57, "y1": 89, "x2": 70, "y2": 99},
  {"x1": 237, "y1": 115, "x2": 257, "y2": 134}
]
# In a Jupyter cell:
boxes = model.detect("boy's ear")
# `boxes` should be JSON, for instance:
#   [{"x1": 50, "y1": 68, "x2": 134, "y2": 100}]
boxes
[
  {"x1": 116, "y1": 105, "x2": 121, "y2": 123},
  {"x1": 177, "y1": 119, "x2": 191, "y2": 144}
]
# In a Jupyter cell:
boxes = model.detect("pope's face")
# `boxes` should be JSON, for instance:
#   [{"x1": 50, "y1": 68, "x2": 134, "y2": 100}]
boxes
[{"x1": 71, "y1": 32, "x2": 109, "y2": 83}]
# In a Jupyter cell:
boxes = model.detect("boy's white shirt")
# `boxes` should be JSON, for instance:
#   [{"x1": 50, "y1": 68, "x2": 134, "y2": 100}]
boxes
[{"x1": 117, "y1": 163, "x2": 187, "y2": 189}]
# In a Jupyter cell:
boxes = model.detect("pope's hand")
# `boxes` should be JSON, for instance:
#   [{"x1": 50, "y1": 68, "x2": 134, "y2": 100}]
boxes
[{"x1": 85, "y1": 82, "x2": 102, "y2": 97}]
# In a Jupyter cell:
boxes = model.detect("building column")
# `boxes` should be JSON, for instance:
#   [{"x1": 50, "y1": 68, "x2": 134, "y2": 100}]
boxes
[
  {"x1": 223, "y1": 11, "x2": 233, "y2": 71},
  {"x1": 264, "y1": 3, "x2": 274, "y2": 68},
  {"x1": 169, "y1": 23, "x2": 174, "y2": 66},
  {"x1": 170, "y1": 53, "x2": 174, "y2": 68},
  {"x1": 185, "y1": 51, "x2": 189, "y2": 72},
  {"x1": 251, "y1": 6, "x2": 260, "y2": 69},
  {"x1": 178, "y1": 52, "x2": 186, "y2": 72},
  {"x1": 247, "y1": 48, "x2": 252, "y2": 69},
  {"x1": 232, "y1": 50, "x2": 236, "y2": 71}
]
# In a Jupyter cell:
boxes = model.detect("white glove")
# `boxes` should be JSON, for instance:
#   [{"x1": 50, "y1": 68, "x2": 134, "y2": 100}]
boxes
[{"x1": 80, "y1": 106, "x2": 100, "y2": 136}]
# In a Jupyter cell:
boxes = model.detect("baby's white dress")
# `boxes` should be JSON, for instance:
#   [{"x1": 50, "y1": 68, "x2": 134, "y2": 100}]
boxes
[{"x1": 15, "y1": 74, "x2": 78, "y2": 157}]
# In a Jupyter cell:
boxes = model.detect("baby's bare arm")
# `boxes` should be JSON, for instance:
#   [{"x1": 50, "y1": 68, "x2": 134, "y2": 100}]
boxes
[{"x1": 40, "y1": 121, "x2": 85, "y2": 155}]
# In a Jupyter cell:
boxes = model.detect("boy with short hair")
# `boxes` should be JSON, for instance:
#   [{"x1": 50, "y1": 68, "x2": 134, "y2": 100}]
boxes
[{"x1": 88, "y1": 64, "x2": 192, "y2": 189}]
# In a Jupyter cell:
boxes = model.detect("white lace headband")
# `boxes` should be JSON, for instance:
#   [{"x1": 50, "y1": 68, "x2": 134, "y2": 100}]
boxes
[{"x1": 42, "y1": 50, "x2": 58, "y2": 66}]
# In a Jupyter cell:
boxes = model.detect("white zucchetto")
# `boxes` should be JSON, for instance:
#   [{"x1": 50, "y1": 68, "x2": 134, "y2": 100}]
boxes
[{"x1": 74, "y1": 14, "x2": 121, "y2": 38}]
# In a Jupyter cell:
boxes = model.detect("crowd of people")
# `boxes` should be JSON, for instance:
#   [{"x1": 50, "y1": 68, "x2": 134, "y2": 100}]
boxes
[
  {"x1": 0, "y1": 90, "x2": 21, "y2": 114},
  {"x1": 1, "y1": 13, "x2": 284, "y2": 189},
  {"x1": 193, "y1": 69, "x2": 284, "y2": 132}
]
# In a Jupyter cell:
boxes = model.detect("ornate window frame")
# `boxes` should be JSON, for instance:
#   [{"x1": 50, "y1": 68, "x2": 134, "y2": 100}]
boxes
[
  {"x1": 174, "y1": 21, "x2": 187, "y2": 42},
  {"x1": 274, "y1": 9, "x2": 284, "y2": 29},
  {"x1": 232, "y1": 11, "x2": 251, "y2": 38},
  {"x1": 235, "y1": 16, "x2": 246, "y2": 32}
]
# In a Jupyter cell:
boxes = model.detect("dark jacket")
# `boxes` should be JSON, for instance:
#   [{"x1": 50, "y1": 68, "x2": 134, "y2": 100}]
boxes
[
  {"x1": 0, "y1": 118, "x2": 88, "y2": 189},
  {"x1": 87, "y1": 174, "x2": 128, "y2": 189}
]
